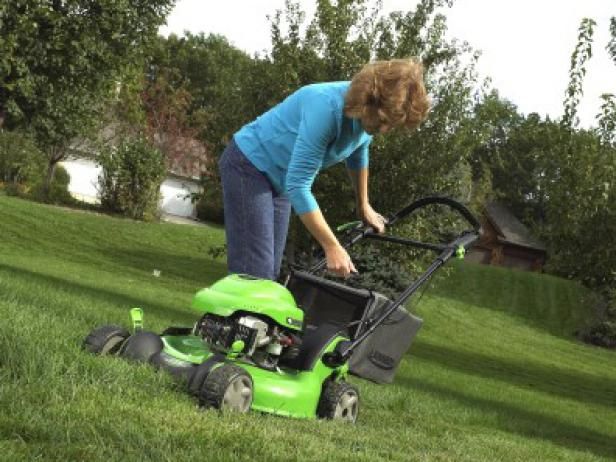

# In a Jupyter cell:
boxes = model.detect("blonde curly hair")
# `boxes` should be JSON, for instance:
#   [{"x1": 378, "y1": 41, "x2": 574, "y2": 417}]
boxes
[{"x1": 344, "y1": 58, "x2": 430, "y2": 134}]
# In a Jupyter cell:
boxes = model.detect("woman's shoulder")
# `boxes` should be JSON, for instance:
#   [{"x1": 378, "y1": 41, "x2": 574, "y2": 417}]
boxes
[
  {"x1": 294, "y1": 81, "x2": 350, "y2": 110},
  {"x1": 298, "y1": 81, "x2": 350, "y2": 95}
]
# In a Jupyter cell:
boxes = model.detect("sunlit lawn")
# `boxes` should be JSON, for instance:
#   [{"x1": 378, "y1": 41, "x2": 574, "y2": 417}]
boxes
[{"x1": 0, "y1": 194, "x2": 614, "y2": 461}]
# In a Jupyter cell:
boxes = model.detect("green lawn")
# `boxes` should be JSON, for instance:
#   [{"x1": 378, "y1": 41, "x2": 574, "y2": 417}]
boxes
[{"x1": 0, "y1": 194, "x2": 614, "y2": 461}]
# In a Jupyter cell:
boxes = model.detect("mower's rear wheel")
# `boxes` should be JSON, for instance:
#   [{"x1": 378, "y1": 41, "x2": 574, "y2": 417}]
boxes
[
  {"x1": 199, "y1": 364, "x2": 253, "y2": 413},
  {"x1": 83, "y1": 325, "x2": 129, "y2": 355},
  {"x1": 317, "y1": 381, "x2": 359, "y2": 423}
]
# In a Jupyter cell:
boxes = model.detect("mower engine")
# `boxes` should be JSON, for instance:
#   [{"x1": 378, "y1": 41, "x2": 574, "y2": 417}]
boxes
[
  {"x1": 191, "y1": 274, "x2": 306, "y2": 370},
  {"x1": 196, "y1": 313, "x2": 299, "y2": 369}
]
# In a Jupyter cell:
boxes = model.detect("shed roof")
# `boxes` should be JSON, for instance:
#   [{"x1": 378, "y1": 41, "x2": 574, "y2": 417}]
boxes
[{"x1": 485, "y1": 202, "x2": 546, "y2": 252}]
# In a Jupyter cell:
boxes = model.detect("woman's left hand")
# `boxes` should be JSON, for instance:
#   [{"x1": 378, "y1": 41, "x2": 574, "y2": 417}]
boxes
[{"x1": 359, "y1": 204, "x2": 387, "y2": 234}]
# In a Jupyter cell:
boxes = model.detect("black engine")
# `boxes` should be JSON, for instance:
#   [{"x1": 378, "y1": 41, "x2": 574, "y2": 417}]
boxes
[
  {"x1": 197, "y1": 314, "x2": 258, "y2": 354},
  {"x1": 196, "y1": 313, "x2": 300, "y2": 370}
]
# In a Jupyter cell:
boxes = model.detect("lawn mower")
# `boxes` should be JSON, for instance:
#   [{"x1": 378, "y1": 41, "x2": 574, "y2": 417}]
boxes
[{"x1": 84, "y1": 196, "x2": 481, "y2": 423}]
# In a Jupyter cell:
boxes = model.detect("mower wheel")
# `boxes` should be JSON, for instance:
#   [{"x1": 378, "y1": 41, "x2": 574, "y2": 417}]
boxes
[
  {"x1": 83, "y1": 325, "x2": 130, "y2": 355},
  {"x1": 120, "y1": 331, "x2": 164, "y2": 363},
  {"x1": 199, "y1": 364, "x2": 253, "y2": 413},
  {"x1": 317, "y1": 380, "x2": 359, "y2": 423}
]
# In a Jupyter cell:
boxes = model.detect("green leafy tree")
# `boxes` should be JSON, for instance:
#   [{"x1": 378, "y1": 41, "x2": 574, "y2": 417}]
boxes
[
  {"x1": 596, "y1": 17, "x2": 616, "y2": 146},
  {"x1": 0, "y1": 0, "x2": 175, "y2": 198},
  {"x1": 549, "y1": 16, "x2": 616, "y2": 287},
  {"x1": 562, "y1": 18, "x2": 596, "y2": 129},
  {"x1": 483, "y1": 17, "x2": 616, "y2": 292},
  {"x1": 148, "y1": 33, "x2": 258, "y2": 154},
  {"x1": 145, "y1": 33, "x2": 267, "y2": 222}
]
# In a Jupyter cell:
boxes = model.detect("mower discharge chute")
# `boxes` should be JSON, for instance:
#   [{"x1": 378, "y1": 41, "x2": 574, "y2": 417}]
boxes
[{"x1": 84, "y1": 196, "x2": 481, "y2": 423}]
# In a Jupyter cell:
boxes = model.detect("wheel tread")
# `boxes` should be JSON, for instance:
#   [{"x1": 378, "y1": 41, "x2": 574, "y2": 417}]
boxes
[
  {"x1": 317, "y1": 380, "x2": 359, "y2": 422},
  {"x1": 83, "y1": 325, "x2": 130, "y2": 355},
  {"x1": 199, "y1": 364, "x2": 253, "y2": 412}
]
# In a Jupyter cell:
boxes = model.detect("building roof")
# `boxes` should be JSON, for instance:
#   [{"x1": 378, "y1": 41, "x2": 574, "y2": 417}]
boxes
[{"x1": 485, "y1": 202, "x2": 547, "y2": 252}]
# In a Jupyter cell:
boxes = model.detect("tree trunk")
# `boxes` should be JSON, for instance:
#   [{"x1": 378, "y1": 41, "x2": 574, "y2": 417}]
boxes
[{"x1": 43, "y1": 160, "x2": 57, "y2": 201}]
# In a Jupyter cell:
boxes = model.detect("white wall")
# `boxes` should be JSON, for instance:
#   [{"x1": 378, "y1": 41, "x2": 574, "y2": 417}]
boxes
[
  {"x1": 60, "y1": 159, "x2": 101, "y2": 204},
  {"x1": 60, "y1": 159, "x2": 200, "y2": 218},
  {"x1": 160, "y1": 178, "x2": 200, "y2": 218}
]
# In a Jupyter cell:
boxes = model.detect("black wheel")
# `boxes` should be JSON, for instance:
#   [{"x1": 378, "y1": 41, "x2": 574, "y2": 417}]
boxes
[
  {"x1": 120, "y1": 331, "x2": 164, "y2": 363},
  {"x1": 317, "y1": 380, "x2": 359, "y2": 423},
  {"x1": 83, "y1": 325, "x2": 129, "y2": 355},
  {"x1": 199, "y1": 364, "x2": 253, "y2": 413}
]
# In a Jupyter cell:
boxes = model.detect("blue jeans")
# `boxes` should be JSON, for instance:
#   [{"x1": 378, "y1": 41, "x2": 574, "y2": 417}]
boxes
[{"x1": 219, "y1": 139, "x2": 291, "y2": 280}]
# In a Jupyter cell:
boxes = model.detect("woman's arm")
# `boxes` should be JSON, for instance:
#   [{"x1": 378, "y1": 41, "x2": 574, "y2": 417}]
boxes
[
  {"x1": 299, "y1": 209, "x2": 357, "y2": 278},
  {"x1": 284, "y1": 93, "x2": 357, "y2": 277},
  {"x1": 347, "y1": 166, "x2": 387, "y2": 234},
  {"x1": 347, "y1": 167, "x2": 369, "y2": 213}
]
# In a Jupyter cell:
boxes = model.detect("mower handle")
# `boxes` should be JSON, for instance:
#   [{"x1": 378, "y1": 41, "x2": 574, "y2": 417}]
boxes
[
  {"x1": 308, "y1": 196, "x2": 482, "y2": 274},
  {"x1": 388, "y1": 195, "x2": 481, "y2": 231}
]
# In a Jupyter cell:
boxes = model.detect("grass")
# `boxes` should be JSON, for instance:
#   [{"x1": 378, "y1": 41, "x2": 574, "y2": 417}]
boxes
[{"x1": 0, "y1": 194, "x2": 614, "y2": 461}]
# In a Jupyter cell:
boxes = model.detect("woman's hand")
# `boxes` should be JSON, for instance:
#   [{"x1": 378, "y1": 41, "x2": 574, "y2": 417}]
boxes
[
  {"x1": 325, "y1": 243, "x2": 357, "y2": 278},
  {"x1": 359, "y1": 203, "x2": 387, "y2": 234},
  {"x1": 298, "y1": 209, "x2": 358, "y2": 278}
]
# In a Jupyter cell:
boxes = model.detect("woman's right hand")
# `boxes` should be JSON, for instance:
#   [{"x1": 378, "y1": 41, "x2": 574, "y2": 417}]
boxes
[{"x1": 325, "y1": 244, "x2": 357, "y2": 278}]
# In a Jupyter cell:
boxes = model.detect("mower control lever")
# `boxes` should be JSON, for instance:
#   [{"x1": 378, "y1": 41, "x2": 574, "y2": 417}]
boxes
[
  {"x1": 322, "y1": 340, "x2": 353, "y2": 368},
  {"x1": 452, "y1": 230, "x2": 480, "y2": 252}
]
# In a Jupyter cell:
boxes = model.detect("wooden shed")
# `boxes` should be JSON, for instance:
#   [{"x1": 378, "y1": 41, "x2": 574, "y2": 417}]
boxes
[{"x1": 466, "y1": 202, "x2": 547, "y2": 272}]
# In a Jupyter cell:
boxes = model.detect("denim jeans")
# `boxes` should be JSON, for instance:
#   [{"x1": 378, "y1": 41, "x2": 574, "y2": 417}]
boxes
[{"x1": 219, "y1": 138, "x2": 291, "y2": 280}]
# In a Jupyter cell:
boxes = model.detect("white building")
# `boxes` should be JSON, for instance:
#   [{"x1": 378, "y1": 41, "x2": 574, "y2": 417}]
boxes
[{"x1": 60, "y1": 158, "x2": 201, "y2": 218}]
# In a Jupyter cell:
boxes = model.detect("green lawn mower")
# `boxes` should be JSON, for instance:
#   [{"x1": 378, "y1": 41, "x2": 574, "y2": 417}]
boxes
[{"x1": 84, "y1": 196, "x2": 481, "y2": 423}]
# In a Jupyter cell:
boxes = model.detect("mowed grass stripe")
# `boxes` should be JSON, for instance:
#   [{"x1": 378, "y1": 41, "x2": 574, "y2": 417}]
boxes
[{"x1": 0, "y1": 194, "x2": 614, "y2": 461}]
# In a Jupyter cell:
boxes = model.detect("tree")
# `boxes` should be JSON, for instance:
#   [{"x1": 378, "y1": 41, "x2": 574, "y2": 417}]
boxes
[
  {"x1": 145, "y1": 33, "x2": 265, "y2": 222},
  {"x1": 141, "y1": 67, "x2": 208, "y2": 178},
  {"x1": 481, "y1": 16, "x2": 616, "y2": 289},
  {"x1": 562, "y1": 18, "x2": 596, "y2": 130},
  {"x1": 148, "y1": 33, "x2": 260, "y2": 154},
  {"x1": 0, "y1": 0, "x2": 175, "y2": 198},
  {"x1": 548, "y1": 17, "x2": 616, "y2": 287},
  {"x1": 596, "y1": 17, "x2": 616, "y2": 146}
]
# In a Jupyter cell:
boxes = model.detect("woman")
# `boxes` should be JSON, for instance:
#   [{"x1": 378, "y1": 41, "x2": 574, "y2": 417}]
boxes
[{"x1": 219, "y1": 58, "x2": 430, "y2": 280}]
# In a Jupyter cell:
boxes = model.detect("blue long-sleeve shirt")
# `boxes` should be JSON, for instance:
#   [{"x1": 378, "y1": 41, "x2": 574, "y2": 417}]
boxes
[{"x1": 233, "y1": 81, "x2": 372, "y2": 215}]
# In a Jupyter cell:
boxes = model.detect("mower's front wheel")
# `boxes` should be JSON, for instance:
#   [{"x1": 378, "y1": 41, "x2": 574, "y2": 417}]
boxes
[
  {"x1": 199, "y1": 364, "x2": 253, "y2": 413},
  {"x1": 317, "y1": 381, "x2": 359, "y2": 423},
  {"x1": 83, "y1": 325, "x2": 129, "y2": 355}
]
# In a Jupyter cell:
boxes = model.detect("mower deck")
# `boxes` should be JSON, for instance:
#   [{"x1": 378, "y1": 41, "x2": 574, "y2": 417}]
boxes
[{"x1": 161, "y1": 334, "x2": 348, "y2": 419}]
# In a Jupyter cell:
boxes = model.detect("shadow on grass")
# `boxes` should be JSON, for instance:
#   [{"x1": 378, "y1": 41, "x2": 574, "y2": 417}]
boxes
[
  {"x1": 0, "y1": 263, "x2": 197, "y2": 325},
  {"x1": 399, "y1": 376, "x2": 616, "y2": 460},
  {"x1": 411, "y1": 341, "x2": 616, "y2": 408}
]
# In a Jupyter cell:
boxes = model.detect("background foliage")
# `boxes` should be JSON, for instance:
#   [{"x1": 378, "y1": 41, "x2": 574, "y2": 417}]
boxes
[{"x1": 0, "y1": 0, "x2": 175, "y2": 197}]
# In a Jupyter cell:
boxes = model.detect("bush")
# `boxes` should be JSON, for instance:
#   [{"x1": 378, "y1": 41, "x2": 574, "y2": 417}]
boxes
[
  {"x1": 579, "y1": 288, "x2": 616, "y2": 349},
  {"x1": 98, "y1": 137, "x2": 166, "y2": 221},
  {"x1": 0, "y1": 130, "x2": 46, "y2": 192},
  {"x1": 29, "y1": 164, "x2": 75, "y2": 205},
  {"x1": 580, "y1": 321, "x2": 616, "y2": 349}
]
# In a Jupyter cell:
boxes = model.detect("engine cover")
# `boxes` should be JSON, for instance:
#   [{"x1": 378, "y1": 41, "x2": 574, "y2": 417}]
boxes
[{"x1": 191, "y1": 274, "x2": 304, "y2": 331}]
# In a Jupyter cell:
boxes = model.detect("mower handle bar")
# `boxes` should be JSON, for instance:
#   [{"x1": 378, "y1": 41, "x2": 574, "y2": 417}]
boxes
[
  {"x1": 309, "y1": 195, "x2": 482, "y2": 273},
  {"x1": 312, "y1": 196, "x2": 483, "y2": 367},
  {"x1": 388, "y1": 195, "x2": 481, "y2": 230},
  {"x1": 322, "y1": 227, "x2": 482, "y2": 368}
]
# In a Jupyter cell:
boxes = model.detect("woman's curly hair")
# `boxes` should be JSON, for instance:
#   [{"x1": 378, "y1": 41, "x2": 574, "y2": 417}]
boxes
[{"x1": 344, "y1": 58, "x2": 430, "y2": 135}]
